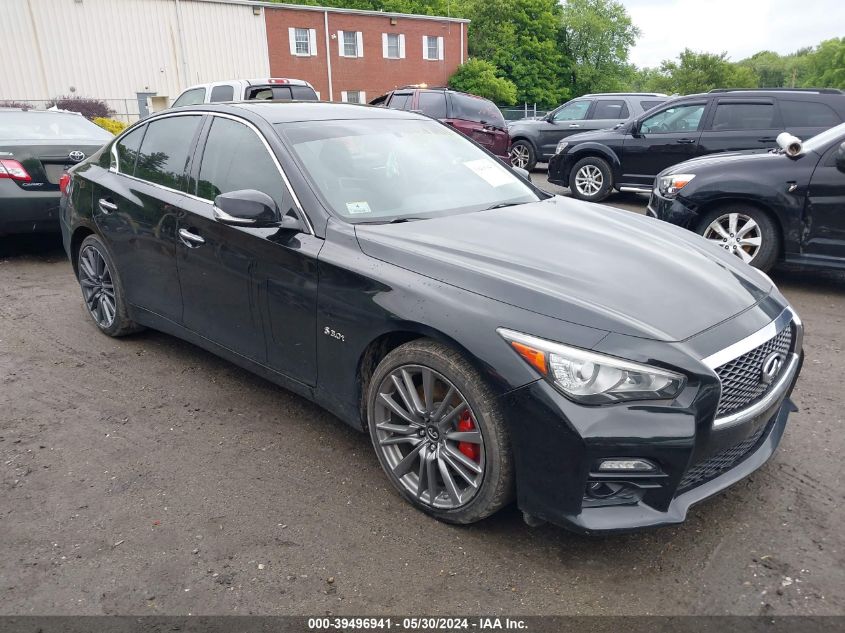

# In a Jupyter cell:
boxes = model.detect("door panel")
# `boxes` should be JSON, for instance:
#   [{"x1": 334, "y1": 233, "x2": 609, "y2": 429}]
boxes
[
  {"x1": 804, "y1": 146, "x2": 845, "y2": 259},
  {"x1": 538, "y1": 100, "x2": 593, "y2": 158},
  {"x1": 621, "y1": 102, "x2": 706, "y2": 186}
]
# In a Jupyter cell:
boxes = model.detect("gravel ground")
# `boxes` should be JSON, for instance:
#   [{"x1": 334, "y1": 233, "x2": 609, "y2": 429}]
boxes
[{"x1": 1, "y1": 178, "x2": 844, "y2": 616}]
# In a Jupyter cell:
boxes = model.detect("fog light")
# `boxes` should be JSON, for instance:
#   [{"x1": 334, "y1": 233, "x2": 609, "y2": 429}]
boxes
[{"x1": 598, "y1": 459, "x2": 656, "y2": 473}]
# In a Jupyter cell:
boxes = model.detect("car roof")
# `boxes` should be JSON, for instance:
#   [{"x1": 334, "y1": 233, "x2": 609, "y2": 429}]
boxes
[
  {"x1": 680, "y1": 88, "x2": 844, "y2": 100},
  {"x1": 170, "y1": 101, "x2": 424, "y2": 124}
]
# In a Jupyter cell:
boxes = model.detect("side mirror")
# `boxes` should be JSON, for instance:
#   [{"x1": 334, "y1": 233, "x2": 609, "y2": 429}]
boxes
[
  {"x1": 630, "y1": 120, "x2": 642, "y2": 137},
  {"x1": 213, "y1": 189, "x2": 281, "y2": 228},
  {"x1": 836, "y1": 141, "x2": 845, "y2": 174},
  {"x1": 512, "y1": 166, "x2": 530, "y2": 180}
]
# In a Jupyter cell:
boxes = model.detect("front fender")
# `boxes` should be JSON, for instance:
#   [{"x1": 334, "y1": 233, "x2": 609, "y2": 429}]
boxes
[{"x1": 558, "y1": 143, "x2": 622, "y2": 185}]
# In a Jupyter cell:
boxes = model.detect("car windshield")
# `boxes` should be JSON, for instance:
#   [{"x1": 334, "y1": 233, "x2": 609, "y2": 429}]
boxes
[
  {"x1": 278, "y1": 118, "x2": 540, "y2": 222},
  {"x1": 0, "y1": 111, "x2": 113, "y2": 141},
  {"x1": 802, "y1": 121, "x2": 845, "y2": 154}
]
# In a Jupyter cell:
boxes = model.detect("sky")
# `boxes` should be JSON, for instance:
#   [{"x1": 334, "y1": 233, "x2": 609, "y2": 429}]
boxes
[{"x1": 622, "y1": 0, "x2": 845, "y2": 68}]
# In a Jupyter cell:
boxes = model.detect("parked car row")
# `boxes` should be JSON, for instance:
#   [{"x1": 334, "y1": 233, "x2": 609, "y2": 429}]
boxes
[{"x1": 58, "y1": 101, "x2": 806, "y2": 534}]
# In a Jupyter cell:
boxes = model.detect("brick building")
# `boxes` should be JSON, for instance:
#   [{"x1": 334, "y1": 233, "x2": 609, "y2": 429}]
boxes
[{"x1": 264, "y1": 3, "x2": 469, "y2": 103}]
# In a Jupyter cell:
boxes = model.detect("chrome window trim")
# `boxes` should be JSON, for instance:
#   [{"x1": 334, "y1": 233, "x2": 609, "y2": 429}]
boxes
[
  {"x1": 702, "y1": 307, "x2": 799, "y2": 370},
  {"x1": 106, "y1": 109, "x2": 315, "y2": 236}
]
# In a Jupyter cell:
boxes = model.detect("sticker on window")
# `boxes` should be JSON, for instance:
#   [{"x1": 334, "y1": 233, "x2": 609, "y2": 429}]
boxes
[
  {"x1": 346, "y1": 201, "x2": 372, "y2": 215},
  {"x1": 463, "y1": 159, "x2": 517, "y2": 188}
]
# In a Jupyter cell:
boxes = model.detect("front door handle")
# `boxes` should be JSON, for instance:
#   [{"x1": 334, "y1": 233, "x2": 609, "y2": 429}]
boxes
[
  {"x1": 568, "y1": 124, "x2": 580, "y2": 128},
  {"x1": 98, "y1": 197, "x2": 117, "y2": 214},
  {"x1": 178, "y1": 228, "x2": 205, "y2": 247},
  {"x1": 676, "y1": 138, "x2": 696, "y2": 144}
]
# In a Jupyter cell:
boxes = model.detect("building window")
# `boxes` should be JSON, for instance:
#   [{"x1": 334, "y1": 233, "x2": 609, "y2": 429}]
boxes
[
  {"x1": 288, "y1": 27, "x2": 316, "y2": 56},
  {"x1": 382, "y1": 33, "x2": 405, "y2": 59},
  {"x1": 341, "y1": 90, "x2": 366, "y2": 104},
  {"x1": 338, "y1": 30, "x2": 363, "y2": 58},
  {"x1": 423, "y1": 35, "x2": 443, "y2": 61}
]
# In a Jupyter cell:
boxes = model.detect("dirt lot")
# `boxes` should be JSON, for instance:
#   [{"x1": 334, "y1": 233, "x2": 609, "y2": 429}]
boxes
[{"x1": 1, "y1": 179, "x2": 844, "y2": 616}]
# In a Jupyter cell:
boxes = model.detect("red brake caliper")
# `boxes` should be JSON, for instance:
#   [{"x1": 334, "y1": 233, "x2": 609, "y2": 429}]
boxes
[{"x1": 457, "y1": 410, "x2": 480, "y2": 462}]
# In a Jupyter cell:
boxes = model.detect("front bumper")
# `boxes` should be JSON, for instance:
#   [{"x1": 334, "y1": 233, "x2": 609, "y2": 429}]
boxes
[
  {"x1": 0, "y1": 182, "x2": 61, "y2": 235},
  {"x1": 546, "y1": 152, "x2": 571, "y2": 187},
  {"x1": 501, "y1": 313, "x2": 803, "y2": 534},
  {"x1": 647, "y1": 189, "x2": 699, "y2": 228}
]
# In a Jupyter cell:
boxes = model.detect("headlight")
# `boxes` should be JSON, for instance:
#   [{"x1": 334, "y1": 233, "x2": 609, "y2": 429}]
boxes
[
  {"x1": 498, "y1": 328, "x2": 686, "y2": 404},
  {"x1": 656, "y1": 173, "x2": 695, "y2": 198},
  {"x1": 555, "y1": 140, "x2": 569, "y2": 154}
]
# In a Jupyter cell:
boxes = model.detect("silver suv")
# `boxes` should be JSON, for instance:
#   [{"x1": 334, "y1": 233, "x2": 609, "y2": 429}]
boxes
[{"x1": 508, "y1": 93, "x2": 667, "y2": 170}]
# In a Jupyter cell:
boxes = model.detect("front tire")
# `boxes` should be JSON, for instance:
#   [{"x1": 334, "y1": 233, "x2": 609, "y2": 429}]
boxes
[
  {"x1": 697, "y1": 205, "x2": 780, "y2": 271},
  {"x1": 509, "y1": 140, "x2": 537, "y2": 172},
  {"x1": 366, "y1": 340, "x2": 514, "y2": 524},
  {"x1": 570, "y1": 156, "x2": 613, "y2": 202},
  {"x1": 77, "y1": 234, "x2": 142, "y2": 337}
]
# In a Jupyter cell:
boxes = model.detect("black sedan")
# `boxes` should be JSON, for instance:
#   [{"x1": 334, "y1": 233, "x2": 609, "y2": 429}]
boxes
[
  {"x1": 649, "y1": 122, "x2": 845, "y2": 271},
  {"x1": 1, "y1": 109, "x2": 113, "y2": 235},
  {"x1": 60, "y1": 102, "x2": 803, "y2": 533}
]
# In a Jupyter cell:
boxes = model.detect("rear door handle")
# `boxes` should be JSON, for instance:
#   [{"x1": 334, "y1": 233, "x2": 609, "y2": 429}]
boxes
[
  {"x1": 178, "y1": 228, "x2": 205, "y2": 247},
  {"x1": 98, "y1": 197, "x2": 118, "y2": 214},
  {"x1": 676, "y1": 138, "x2": 696, "y2": 144},
  {"x1": 568, "y1": 124, "x2": 580, "y2": 128}
]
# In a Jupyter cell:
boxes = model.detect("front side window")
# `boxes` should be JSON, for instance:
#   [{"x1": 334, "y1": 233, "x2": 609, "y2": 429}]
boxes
[
  {"x1": 279, "y1": 118, "x2": 539, "y2": 223},
  {"x1": 418, "y1": 91, "x2": 448, "y2": 119},
  {"x1": 172, "y1": 88, "x2": 205, "y2": 108},
  {"x1": 552, "y1": 100, "x2": 591, "y2": 122},
  {"x1": 113, "y1": 125, "x2": 145, "y2": 174},
  {"x1": 197, "y1": 117, "x2": 287, "y2": 209},
  {"x1": 209, "y1": 85, "x2": 234, "y2": 102},
  {"x1": 640, "y1": 103, "x2": 705, "y2": 134},
  {"x1": 592, "y1": 100, "x2": 629, "y2": 120},
  {"x1": 135, "y1": 115, "x2": 201, "y2": 190},
  {"x1": 711, "y1": 102, "x2": 776, "y2": 131}
]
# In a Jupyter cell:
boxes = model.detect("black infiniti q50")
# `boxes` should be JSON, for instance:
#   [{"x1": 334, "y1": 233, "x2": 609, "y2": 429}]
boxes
[{"x1": 60, "y1": 102, "x2": 803, "y2": 533}]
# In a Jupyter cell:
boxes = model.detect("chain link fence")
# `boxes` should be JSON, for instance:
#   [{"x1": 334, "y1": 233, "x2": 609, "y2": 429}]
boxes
[
  {"x1": 0, "y1": 99, "x2": 141, "y2": 123},
  {"x1": 500, "y1": 104, "x2": 549, "y2": 122}
]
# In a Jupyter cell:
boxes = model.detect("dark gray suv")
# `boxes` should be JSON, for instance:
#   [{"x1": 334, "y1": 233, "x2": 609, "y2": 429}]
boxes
[{"x1": 508, "y1": 93, "x2": 667, "y2": 170}]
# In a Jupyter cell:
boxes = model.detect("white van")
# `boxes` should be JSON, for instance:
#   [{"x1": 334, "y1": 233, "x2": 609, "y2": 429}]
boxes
[{"x1": 171, "y1": 78, "x2": 319, "y2": 107}]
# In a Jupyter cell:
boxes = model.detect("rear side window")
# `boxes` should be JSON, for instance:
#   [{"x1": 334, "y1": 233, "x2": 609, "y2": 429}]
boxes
[
  {"x1": 418, "y1": 91, "x2": 448, "y2": 119},
  {"x1": 640, "y1": 100, "x2": 665, "y2": 112},
  {"x1": 779, "y1": 100, "x2": 840, "y2": 128},
  {"x1": 172, "y1": 88, "x2": 206, "y2": 107},
  {"x1": 711, "y1": 102, "x2": 776, "y2": 130},
  {"x1": 388, "y1": 93, "x2": 413, "y2": 110},
  {"x1": 451, "y1": 93, "x2": 506, "y2": 129},
  {"x1": 196, "y1": 117, "x2": 287, "y2": 209},
  {"x1": 113, "y1": 125, "x2": 145, "y2": 173},
  {"x1": 592, "y1": 100, "x2": 630, "y2": 120},
  {"x1": 209, "y1": 85, "x2": 235, "y2": 102},
  {"x1": 135, "y1": 115, "x2": 202, "y2": 190}
]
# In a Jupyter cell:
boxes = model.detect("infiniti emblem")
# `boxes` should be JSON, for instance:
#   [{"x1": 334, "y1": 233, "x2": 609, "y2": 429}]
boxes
[
  {"x1": 760, "y1": 352, "x2": 784, "y2": 385},
  {"x1": 68, "y1": 150, "x2": 85, "y2": 162}
]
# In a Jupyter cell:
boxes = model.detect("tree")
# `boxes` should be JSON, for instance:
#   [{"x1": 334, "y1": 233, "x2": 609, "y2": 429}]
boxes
[
  {"x1": 641, "y1": 50, "x2": 758, "y2": 95},
  {"x1": 463, "y1": 0, "x2": 571, "y2": 108},
  {"x1": 448, "y1": 58, "x2": 517, "y2": 104},
  {"x1": 273, "y1": 0, "x2": 467, "y2": 17},
  {"x1": 802, "y1": 38, "x2": 845, "y2": 89},
  {"x1": 560, "y1": 0, "x2": 640, "y2": 96}
]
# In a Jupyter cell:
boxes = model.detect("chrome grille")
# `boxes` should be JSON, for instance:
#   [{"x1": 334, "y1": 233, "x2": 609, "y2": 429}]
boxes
[
  {"x1": 678, "y1": 422, "x2": 768, "y2": 490},
  {"x1": 714, "y1": 325, "x2": 793, "y2": 417}
]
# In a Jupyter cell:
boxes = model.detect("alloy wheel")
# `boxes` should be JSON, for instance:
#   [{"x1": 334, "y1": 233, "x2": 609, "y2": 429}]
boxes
[
  {"x1": 510, "y1": 144, "x2": 530, "y2": 169},
  {"x1": 574, "y1": 164, "x2": 603, "y2": 197},
  {"x1": 703, "y1": 212, "x2": 762, "y2": 264},
  {"x1": 373, "y1": 365, "x2": 485, "y2": 510},
  {"x1": 79, "y1": 245, "x2": 117, "y2": 328}
]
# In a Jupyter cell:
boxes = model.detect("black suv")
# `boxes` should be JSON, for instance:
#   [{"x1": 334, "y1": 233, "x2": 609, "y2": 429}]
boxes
[
  {"x1": 508, "y1": 93, "x2": 667, "y2": 171},
  {"x1": 548, "y1": 89, "x2": 845, "y2": 202}
]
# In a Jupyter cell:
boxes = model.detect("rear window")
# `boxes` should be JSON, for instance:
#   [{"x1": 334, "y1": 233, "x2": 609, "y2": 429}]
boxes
[
  {"x1": 592, "y1": 100, "x2": 629, "y2": 120},
  {"x1": 450, "y1": 93, "x2": 506, "y2": 129},
  {"x1": 209, "y1": 85, "x2": 235, "y2": 102},
  {"x1": 246, "y1": 85, "x2": 318, "y2": 101},
  {"x1": 711, "y1": 102, "x2": 777, "y2": 130},
  {"x1": 779, "y1": 100, "x2": 840, "y2": 128},
  {"x1": 640, "y1": 100, "x2": 665, "y2": 112},
  {"x1": 0, "y1": 112, "x2": 112, "y2": 141}
]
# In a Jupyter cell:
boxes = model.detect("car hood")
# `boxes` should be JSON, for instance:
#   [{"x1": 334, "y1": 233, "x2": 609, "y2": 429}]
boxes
[
  {"x1": 660, "y1": 148, "x2": 784, "y2": 175},
  {"x1": 354, "y1": 197, "x2": 772, "y2": 342}
]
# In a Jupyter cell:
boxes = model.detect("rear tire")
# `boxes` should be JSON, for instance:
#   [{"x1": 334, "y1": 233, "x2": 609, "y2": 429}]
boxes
[
  {"x1": 570, "y1": 156, "x2": 613, "y2": 202},
  {"x1": 366, "y1": 339, "x2": 514, "y2": 525},
  {"x1": 697, "y1": 204, "x2": 780, "y2": 271},
  {"x1": 509, "y1": 140, "x2": 537, "y2": 172},
  {"x1": 77, "y1": 234, "x2": 143, "y2": 337}
]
